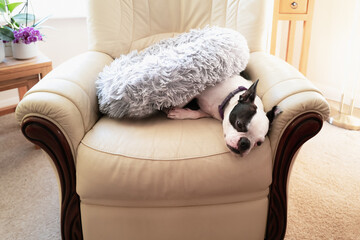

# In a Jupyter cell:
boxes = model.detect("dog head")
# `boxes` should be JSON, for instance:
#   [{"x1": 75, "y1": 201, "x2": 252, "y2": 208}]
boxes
[{"x1": 222, "y1": 80, "x2": 281, "y2": 156}]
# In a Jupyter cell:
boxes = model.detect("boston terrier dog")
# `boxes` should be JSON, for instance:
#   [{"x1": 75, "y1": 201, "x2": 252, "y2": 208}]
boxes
[{"x1": 166, "y1": 75, "x2": 281, "y2": 156}]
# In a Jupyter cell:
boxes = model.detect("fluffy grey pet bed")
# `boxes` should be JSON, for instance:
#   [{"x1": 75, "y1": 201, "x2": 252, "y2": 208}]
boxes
[{"x1": 96, "y1": 26, "x2": 249, "y2": 118}]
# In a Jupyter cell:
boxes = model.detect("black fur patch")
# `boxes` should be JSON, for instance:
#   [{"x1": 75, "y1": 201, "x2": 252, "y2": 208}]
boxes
[
  {"x1": 184, "y1": 98, "x2": 200, "y2": 110},
  {"x1": 266, "y1": 106, "x2": 282, "y2": 127},
  {"x1": 229, "y1": 102, "x2": 257, "y2": 132},
  {"x1": 240, "y1": 71, "x2": 251, "y2": 80}
]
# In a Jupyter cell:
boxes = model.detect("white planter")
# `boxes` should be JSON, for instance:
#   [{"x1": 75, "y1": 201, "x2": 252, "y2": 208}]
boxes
[
  {"x1": 0, "y1": 41, "x2": 5, "y2": 62},
  {"x1": 4, "y1": 42, "x2": 13, "y2": 57},
  {"x1": 11, "y1": 42, "x2": 37, "y2": 60}
]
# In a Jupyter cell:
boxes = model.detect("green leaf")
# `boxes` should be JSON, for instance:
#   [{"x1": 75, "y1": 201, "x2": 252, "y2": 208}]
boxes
[
  {"x1": 10, "y1": 18, "x2": 20, "y2": 28},
  {"x1": 3, "y1": 25, "x2": 13, "y2": 31},
  {"x1": 32, "y1": 15, "x2": 51, "y2": 28},
  {"x1": 0, "y1": 0, "x2": 8, "y2": 5},
  {"x1": 0, "y1": 3, "x2": 6, "y2": 13},
  {"x1": 12, "y1": 13, "x2": 35, "y2": 25},
  {"x1": 0, "y1": 27, "x2": 15, "y2": 42},
  {"x1": 7, "y1": 2, "x2": 23, "y2": 13}
]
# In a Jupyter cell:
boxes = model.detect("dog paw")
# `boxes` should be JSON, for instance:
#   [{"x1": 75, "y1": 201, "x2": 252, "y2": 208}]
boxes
[
  {"x1": 167, "y1": 108, "x2": 193, "y2": 119},
  {"x1": 167, "y1": 108, "x2": 210, "y2": 120}
]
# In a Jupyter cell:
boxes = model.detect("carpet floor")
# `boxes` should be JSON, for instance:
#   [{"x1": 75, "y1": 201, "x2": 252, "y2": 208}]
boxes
[{"x1": 1, "y1": 112, "x2": 360, "y2": 240}]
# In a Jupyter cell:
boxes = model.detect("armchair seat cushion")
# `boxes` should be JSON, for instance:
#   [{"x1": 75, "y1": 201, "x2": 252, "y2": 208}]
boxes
[{"x1": 76, "y1": 114, "x2": 272, "y2": 207}]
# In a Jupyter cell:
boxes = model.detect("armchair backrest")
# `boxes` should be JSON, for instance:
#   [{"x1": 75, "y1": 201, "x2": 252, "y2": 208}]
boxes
[{"x1": 86, "y1": 0, "x2": 274, "y2": 58}]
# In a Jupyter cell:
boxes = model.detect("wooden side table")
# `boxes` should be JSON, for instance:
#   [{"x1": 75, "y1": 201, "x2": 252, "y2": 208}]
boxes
[
  {"x1": 270, "y1": 0, "x2": 315, "y2": 76},
  {"x1": 0, "y1": 53, "x2": 52, "y2": 116}
]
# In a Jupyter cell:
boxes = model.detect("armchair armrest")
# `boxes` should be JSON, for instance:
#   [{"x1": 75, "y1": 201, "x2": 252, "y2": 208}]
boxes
[
  {"x1": 246, "y1": 52, "x2": 330, "y2": 154},
  {"x1": 15, "y1": 51, "x2": 114, "y2": 155},
  {"x1": 245, "y1": 52, "x2": 330, "y2": 239},
  {"x1": 15, "y1": 51, "x2": 113, "y2": 240}
]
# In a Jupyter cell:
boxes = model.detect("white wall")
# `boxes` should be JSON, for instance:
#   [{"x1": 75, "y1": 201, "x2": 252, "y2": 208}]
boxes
[
  {"x1": 38, "y1": 18, "x2": 88, "y2": 67},
  {"x1": 24, "y1": 0, "x2": 86, "y2": 18},
  {"x1": 275, "y1": 0, "x2": 360, "y2": 107},
  {"x1": 307, "y1": 0, "x2": 360, "y2": 107}
]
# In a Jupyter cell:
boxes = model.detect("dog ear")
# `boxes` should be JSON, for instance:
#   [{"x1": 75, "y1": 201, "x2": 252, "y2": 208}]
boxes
[
  {"x1": 239, "y1": 79, "x2": 259, "y2": 103},
  {"x1": 240, "y1": 71, "x2": 251, "y2": 80},
  {"x1": 266, "y1": 106, "x2": 283, "y2": 124}
]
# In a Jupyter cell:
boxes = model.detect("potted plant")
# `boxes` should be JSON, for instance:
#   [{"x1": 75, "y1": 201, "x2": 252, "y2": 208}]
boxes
[
  {"x1": 11, "y1": 26, "x2": 44, "y2": 59},
  {"x1": 0, "y1": 0, "x2": 49, "y2": 59}
]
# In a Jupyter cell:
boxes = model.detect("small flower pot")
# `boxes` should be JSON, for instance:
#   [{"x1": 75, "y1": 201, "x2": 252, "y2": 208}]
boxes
[
  {"x1": 11, "y1": 42, "x2": 37, "y2": 60},
  {"x1": 4, "y1": 42, "x2": 13, "y2": 57}
]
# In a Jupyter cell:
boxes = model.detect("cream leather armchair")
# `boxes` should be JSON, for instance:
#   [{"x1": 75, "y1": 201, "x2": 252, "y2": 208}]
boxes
[{"x1": 16, "y1": 0, "x2": 329, "y2": 239}]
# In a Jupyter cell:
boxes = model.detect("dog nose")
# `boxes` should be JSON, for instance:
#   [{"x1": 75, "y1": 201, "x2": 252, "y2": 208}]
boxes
[{"x1": 238, "y1": 137, "x2": 250, "y2": 151}]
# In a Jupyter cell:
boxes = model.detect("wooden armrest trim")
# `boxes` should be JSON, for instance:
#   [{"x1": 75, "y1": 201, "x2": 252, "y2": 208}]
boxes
[
  {"x1": 21, "y1": 116, "x2": 83, "y2": 240},
  {"x1": 266, "y1": 112, "x2": 323, "y2": 239}
]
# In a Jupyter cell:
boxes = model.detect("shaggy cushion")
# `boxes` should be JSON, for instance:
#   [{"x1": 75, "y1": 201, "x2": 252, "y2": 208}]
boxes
[{"x1": 96, "y1": 26, "x2": 250, "y2": 118}]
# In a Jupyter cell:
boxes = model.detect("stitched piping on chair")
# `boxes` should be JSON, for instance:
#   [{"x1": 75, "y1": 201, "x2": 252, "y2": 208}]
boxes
[
  {"x1": 147, "y1": 0, "x2": 152, "y2": 43},
  {"x1": 21, "y1": 112, "x2": 78, "y2": 158},
  {"x1": 24, "y1": 91, "x2": 86, "y2": 133},
  {"x1": 79, "y1": 191, "x2": 270, "y2": 209},
  {"x1": 130, "y1": 0, "x2": 135, "y2": 53},
  {"x1": 119, "y1": 0, "x2": 124, "y2": 56},
  {"x1": 23, "y1": 89, "x2": 87, "y2": 132},
  {"x1": 24, "y1": 79, "x2": 91, "y2": 130},
  {"x1": 78, "y1": 141, "x2": 237, "y2": 161},
  {"x1": 224, "y1": 0, "x2": 228, "y2": 27},
  {"x1": 23, "y1": 96, "x2": 94, "y2": 159},
  {"x1": 179, "y1": 0, "x2": 182, "y2": 32},
  {"x1": 235, "y1": 0, "x2": 240, "y2": 30},
  {"x1": 268, "y1": 109, "x2": 326, "y2": 165},
  {"x1": 128, "y1": 32, "x2": 181, "y2": 52},
  {"x1": 260, "y1": 77, "x2": 324, "y2": 109},
  {"x1": 264, "y1": 91, "x2": 328, "y2": 156},
  {"x1": 209, "y1": 0, "x2": 213, "y2": 26}
]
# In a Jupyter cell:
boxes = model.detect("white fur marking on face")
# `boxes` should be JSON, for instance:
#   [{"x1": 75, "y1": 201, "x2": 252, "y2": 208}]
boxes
[
  {"x1": 247, "y1": 108, "x2": 269, "y2": 142},
  {"x1": 223, "y1": 107, "x2": 269, "y2": 156}
]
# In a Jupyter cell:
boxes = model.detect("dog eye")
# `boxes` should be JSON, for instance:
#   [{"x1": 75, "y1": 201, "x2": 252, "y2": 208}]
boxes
[
  {"x1": 257, "y1": 141, "x2": 262, "y2": 146},
  {"x1": 236, "y1": 120, "x2": 243, "y2": 129}
]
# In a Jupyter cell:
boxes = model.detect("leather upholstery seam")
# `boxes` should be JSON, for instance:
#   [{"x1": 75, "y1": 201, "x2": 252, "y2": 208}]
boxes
[
  {"x1": 79, "y1": 193, "x2": 269, "y2": 209},
  {"x1": 25, "y1": 85, "x2": 88, "y2": 132},
  {"x1": 225, "y1": 0, "x2": 228, "y2": 26},
  {"x1": 79, "y1": 142, "x2": 231, "y2": 161},
  {"x1": 260, "y1": 77, "x2": 323, "y2": 100},
  {"x1": 236, "y1": 0, "x2": 241, "y2": 30}
]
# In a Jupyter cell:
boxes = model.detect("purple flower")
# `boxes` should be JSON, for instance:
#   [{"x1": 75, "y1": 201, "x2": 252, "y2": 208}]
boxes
[
  {"x1": 12, "y1": 27, "x2": 44, "y2": 44},
  {"x1": 23, "y1": 32, "x2": 30, "y2": 38}
]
